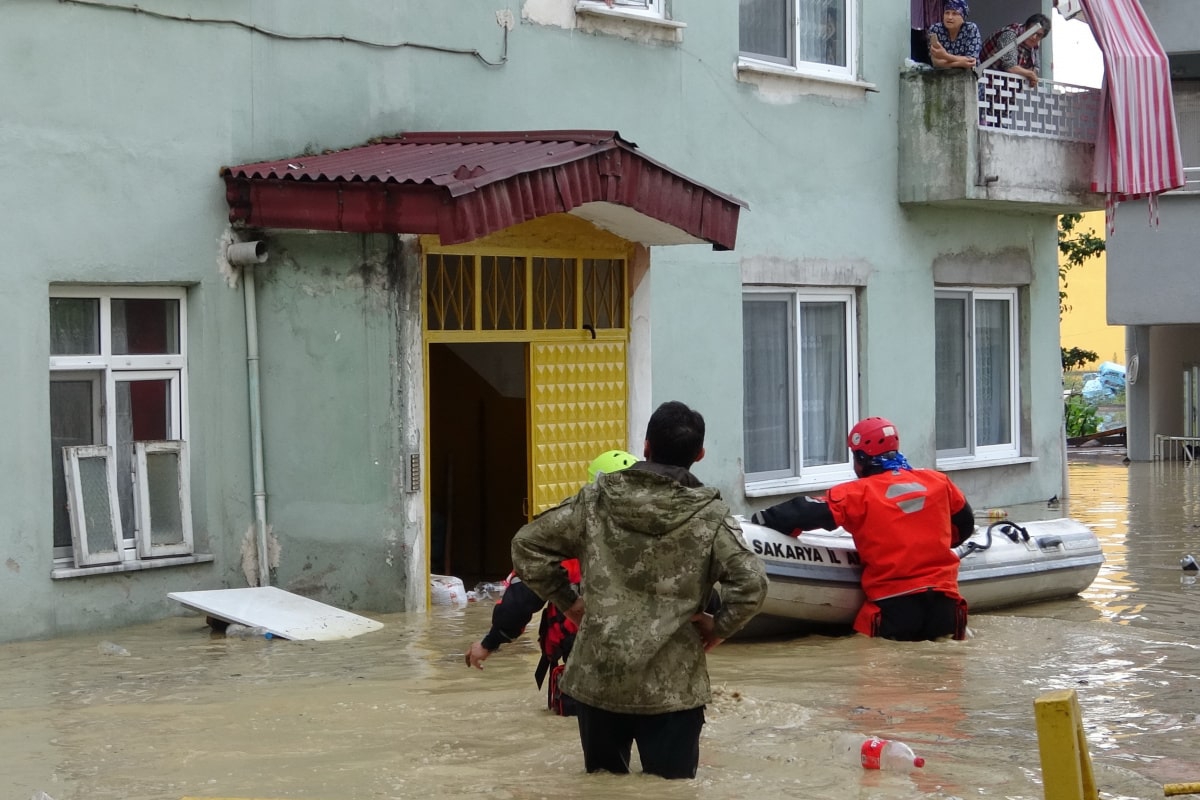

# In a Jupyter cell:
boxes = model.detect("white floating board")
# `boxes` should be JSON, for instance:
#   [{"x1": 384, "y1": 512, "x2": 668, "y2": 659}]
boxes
[{"x1": 168, "y1": 586, "x2": 384, "y2": 641}]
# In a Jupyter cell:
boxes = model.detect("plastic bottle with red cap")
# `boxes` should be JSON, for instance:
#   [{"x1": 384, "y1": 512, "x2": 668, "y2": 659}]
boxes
[{"x1": 858, "y1": 736, "x2": 925, "y2": 770}]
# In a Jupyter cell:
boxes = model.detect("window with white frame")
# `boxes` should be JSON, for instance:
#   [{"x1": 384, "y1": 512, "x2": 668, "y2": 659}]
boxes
[
  {"x1": 48, "y1": 286, "x2": 194, "y2": 569},
  {"x1": 1174, "y1": 81, "x2": 1200, "y2": 188},
  {"x1": 739, "y1": 0, "x2": 856, "y2": 79},
  {"x1": 743, "y1": 289, "x2": 857, "y2": 486},
  {"x1": 581, "y1": 0, "x2": 663, "y2": 17},
  {"x1": 934, "y1": 288, "x2": 1020, "y2": 460}
]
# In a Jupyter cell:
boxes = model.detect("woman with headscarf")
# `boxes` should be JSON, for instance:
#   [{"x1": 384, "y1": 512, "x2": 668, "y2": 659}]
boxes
[{"x1": 928, "y1": 0, "x2": 981, "y2": 69}]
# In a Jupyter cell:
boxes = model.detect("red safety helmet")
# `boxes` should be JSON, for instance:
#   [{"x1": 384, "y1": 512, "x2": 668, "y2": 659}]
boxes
[{"x1": 847, "y1": 417, "x2": 900, "y2": 457}]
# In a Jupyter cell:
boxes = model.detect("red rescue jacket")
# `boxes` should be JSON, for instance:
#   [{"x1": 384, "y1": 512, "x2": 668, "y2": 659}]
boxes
[{"x1": 824, "y1": 469, "x2": 967, "y2": 637}]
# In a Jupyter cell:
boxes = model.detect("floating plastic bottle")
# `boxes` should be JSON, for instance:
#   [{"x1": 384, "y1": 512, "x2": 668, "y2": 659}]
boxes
[
  {"x1": 853, "y1": 736, "x2": 925, "y2": 770},
  {"x1": 224, "y1": 624, "x2": 272, "y2": 639},
  {"x1": 97, "y1": 641, "x2": 130, "y2": 657},
  {"x1": 471, "y1": 581, "x2": 507, "y2": 601}
]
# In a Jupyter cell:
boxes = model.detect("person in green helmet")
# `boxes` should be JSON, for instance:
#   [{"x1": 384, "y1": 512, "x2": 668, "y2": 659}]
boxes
[
  {"x1": 587, "y1": 449, "x2": 637, "y2": 482},
  {"x1": 464, "y1": 448, "x2": 639, "y2": 716}
]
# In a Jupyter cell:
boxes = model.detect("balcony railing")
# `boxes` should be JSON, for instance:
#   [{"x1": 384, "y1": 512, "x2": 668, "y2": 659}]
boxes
[
  {"x1": 977, "y1": 70, "x2": 1101, "y2": 143},
  {"x1": 1176, "y1": 166, "x2": 1200, "y2": 193},
  {"x1": 979, "y1": 69, "x2": 1099, "y2": 143}
]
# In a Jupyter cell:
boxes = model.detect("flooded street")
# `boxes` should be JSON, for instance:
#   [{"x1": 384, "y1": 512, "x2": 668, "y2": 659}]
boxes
[{"x1": 6, "y1": 458, "x2": 1199, "y2": 800}]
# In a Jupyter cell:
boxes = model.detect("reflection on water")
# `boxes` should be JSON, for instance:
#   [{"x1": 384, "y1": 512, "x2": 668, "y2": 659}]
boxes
[{"x1": 5, "y1": 460, "x2": 1200, "y2": 799}]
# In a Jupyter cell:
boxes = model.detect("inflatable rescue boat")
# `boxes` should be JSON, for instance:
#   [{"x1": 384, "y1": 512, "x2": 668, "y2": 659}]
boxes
[{"x1": 736, "y1": 517, "x2": 1105, "y2": 637}]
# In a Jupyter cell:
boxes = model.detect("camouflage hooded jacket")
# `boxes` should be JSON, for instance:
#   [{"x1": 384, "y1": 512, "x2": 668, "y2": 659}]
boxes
[{"x1": 510, "y1": 463, "x2": 768, "y2": 714}]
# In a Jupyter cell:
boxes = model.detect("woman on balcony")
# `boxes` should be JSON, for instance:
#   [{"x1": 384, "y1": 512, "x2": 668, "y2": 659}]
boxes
[
  {"x1": 980, "y1": 13, "x2": 1051, "y2": 88},
  {"x1": 928, "y1": 0, "x2": 981, "y2": 70}
]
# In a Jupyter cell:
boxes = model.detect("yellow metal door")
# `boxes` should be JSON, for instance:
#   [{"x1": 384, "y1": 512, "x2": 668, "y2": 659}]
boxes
[{"x1": 528, "y1": 341, "x2": 627, "y2": 516}]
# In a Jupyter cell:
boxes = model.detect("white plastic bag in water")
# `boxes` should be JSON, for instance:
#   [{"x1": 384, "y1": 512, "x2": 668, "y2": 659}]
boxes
[{"x1": 430, "y1": 574, "x2": 468, "y2": 607}]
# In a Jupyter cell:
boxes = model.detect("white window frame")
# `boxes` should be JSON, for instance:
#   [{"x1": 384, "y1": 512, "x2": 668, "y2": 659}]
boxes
[
  {"x1": 738, "y1": 0, "x2": 859, "y2": 82},
  {"x1": 743, "y1": 287, "x2": 858, "y2": 494},
  {"x1": 62, "y1": 445, "x2": 124, "y2": 567},
  {"x1": 134, "y1": 440, "x2": 194, "y2": 558},
  {"x1": 49, "y1": 285, "x2": 194, "y2": 571},
  {"x1": 579, "y1": 0, "x2": 664, "y2": 19},
  {"x1": 935, "y1": 287, "x2": 1021, "y2": 465},
  {"x1": 1172, "y1": 81, "x2": 1200, "y2": 192}
]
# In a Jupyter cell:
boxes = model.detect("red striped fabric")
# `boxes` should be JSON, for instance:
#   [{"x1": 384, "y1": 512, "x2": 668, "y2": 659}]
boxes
[{"x1": 1080, "y1": 0, "x2": 1184, "y2": 214}]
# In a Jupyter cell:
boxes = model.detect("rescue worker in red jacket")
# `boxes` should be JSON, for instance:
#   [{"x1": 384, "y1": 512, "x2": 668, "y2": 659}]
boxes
[
  {"x1": 751, "y1": 417, "x2": 976, "y2": 641},
  {"x1": 464, "y1": 449, "x2": 638, "y2": 715}
]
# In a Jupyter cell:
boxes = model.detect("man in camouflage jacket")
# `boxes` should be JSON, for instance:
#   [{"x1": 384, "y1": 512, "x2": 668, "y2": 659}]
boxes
[{"x1": 511, "y1": 401, "x2": 768, "y2": 779}]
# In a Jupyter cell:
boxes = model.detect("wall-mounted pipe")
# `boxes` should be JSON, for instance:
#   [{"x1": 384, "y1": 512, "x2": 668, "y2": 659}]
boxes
[
  {"x1": 228, "y1": 238, "x2": 272, "y2": 587},
  {"x1": 228, "y1": 240, "x2": 268, "y2": 266}
]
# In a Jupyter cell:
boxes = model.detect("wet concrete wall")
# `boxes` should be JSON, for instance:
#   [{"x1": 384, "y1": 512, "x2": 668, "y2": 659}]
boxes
[{"x1": 251, "y1": 232, "x2": 420, "y2": 612}]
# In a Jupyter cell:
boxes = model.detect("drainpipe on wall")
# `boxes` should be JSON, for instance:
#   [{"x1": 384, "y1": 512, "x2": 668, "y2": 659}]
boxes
[{"x1": 228, "y1": 239, "x2": 272, "y2": 587}]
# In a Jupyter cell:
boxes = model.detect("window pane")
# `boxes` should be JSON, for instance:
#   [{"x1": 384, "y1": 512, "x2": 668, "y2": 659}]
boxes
[
  {"x1": 582, "y1": 259, "x2": 625, "y2": 330},
  {"x1": 975, "y1": 299, "x2": 1012, "y2": 446},
  {"x1": 50, "y1": 380, "x2": 97, "y2": 548},
  {"x1": 49, "y1": 298, "x2": 100, "y2": 355},
  {"x1": 116, "y1": 379, "x2": 172, "y2": 538},
  {"x1": 800, "y1": 302, "x2": 847, "y2": 466},
  {"x1": 481, "y1": 256, "x2": 525, "y2": 331},
  {"x1": 532, "y1": 258, "x2": 576, "y2": 330},
  {"x1": 112, "y1": 299, "x2": 180, "y2": 355},
  {"x1": 426, "y1": 254, "x2": 474, "y2": 331},
  {"x1": 743, "y1": 298, "x2": 793, "y2": 474},
  {"x1": 935, "y1": 297, "x2": 969, "y2": 451},
  {"x1": 740, "y1": 0, "x2": 790, "y2": 60},
  {"x1": 1174, "y1": 82, "x2": 1200, "y2": 169},
  {"x1": 798, "y1": 0, "x2": 845, "y2": 66},
  {"x1": 77, "y1": 455, "x2": 118, "y2": 554},
  {"x1": 145, "y1": 450, "x2": 185, "y2": 547}
]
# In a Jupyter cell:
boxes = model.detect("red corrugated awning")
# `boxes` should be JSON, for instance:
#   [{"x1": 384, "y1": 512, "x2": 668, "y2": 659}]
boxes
[
  {"x1": 221, "y1": 131, "x2": 745, "y2": 251},
  {"x1": 1080, "y1": 0, "x2": 1185, "y2": 215}
]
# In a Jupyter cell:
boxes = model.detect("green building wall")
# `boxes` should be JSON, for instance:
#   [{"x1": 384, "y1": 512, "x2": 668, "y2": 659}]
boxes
[{"x1": 0, "y1": 0, "x2": 1066, "y2": 642}]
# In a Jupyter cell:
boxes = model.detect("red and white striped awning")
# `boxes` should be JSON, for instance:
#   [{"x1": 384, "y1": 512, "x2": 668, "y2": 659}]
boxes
[{"x1": 1080, "y1": 0, "x2": 1184, "y2": 216}]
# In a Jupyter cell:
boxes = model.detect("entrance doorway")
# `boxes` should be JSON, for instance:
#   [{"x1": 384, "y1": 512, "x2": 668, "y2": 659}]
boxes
[
  {"x1": 422, "y1": 217, "x2": 633, "y2": 589},
  {"x1": 428, "y1": 342, "x2": 528, "y2": 586}
]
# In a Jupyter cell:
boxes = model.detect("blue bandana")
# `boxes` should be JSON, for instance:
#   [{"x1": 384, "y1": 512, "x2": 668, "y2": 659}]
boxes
[
  {"x1": 872, "y1": 451, "x2": 913, "y2": 472},
  {"x1": 944, "y1": 0, "x2": 969, "y2": 16}
]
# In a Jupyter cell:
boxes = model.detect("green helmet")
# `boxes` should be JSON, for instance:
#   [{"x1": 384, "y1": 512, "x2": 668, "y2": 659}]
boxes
[{"x1": 588, "y1": 449, "x2": 637, "y2": 481}]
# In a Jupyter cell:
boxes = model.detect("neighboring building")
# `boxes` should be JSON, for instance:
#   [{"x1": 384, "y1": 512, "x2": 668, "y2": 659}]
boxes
[
  {"x1": 5, "y1": 0, "x2": 1168, "y2": 643},
  {"x1": 1060, "y1": 211, "x2": 1122, "y2": 369},
  {"x1": 1104, "y1": 0, "x2": 1200, "y2": 459}
]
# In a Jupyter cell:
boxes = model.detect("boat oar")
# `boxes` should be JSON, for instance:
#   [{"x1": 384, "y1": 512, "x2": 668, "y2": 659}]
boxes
[{"x1": 1164, "y1": 783, "x2": 1200, "y2": 797}]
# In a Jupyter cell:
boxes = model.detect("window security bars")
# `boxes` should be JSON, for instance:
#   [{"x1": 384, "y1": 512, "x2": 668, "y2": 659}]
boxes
[{"x1": 977, "y1": 70, "x2": 1100, "y2": 143}]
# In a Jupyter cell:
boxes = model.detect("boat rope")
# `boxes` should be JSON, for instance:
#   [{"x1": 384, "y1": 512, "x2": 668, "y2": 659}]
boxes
[{"x1": 954, "y1": 520, "x2": 1031, "y2": 559}]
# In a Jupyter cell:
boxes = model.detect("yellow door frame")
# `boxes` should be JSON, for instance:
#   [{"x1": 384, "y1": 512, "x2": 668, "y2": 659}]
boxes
[{"x1": 419, "y1": 216, "x2": 633, "y2": 589}]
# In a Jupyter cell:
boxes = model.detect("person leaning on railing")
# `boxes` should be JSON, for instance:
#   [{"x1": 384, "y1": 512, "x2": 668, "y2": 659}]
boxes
[
  {"x1": 979, "y1": 13, "x2": 1051, "y2": 88},
  {"x1": 927, "y1": 0, "x2": 981, "y2": 70}
]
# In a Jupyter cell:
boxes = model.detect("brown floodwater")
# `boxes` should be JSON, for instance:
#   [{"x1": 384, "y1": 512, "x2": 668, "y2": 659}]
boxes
[{"x1": 5, "y1": 458, "x2": 1199, "y2": 800}]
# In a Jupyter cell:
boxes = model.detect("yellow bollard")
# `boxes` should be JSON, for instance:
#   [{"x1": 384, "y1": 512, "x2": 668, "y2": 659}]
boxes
[
  {"x1": 1034, "y1": 689, "x2": 1097, "y2": 800},
  {"x1": 1165, "y1": 784, "x2": 1200, "y2": 797}
]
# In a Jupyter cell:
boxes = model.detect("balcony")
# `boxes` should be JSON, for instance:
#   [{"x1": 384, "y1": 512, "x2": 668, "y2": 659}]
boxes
[{"x1": 899, "y1": 68, "x2": 1105, "y2": 213}]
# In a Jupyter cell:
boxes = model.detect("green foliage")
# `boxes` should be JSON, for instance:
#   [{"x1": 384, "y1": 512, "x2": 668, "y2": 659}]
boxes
[
  {"x1": 1064, "y1": 393, "x2": 1101, "y2": 438},
  {"x1": 1062, "y1": 345, "x2": 1099, "y2": 372},
  {"x1": 1058, "y1": 213, "x2": 1106, "y2": 317}
]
